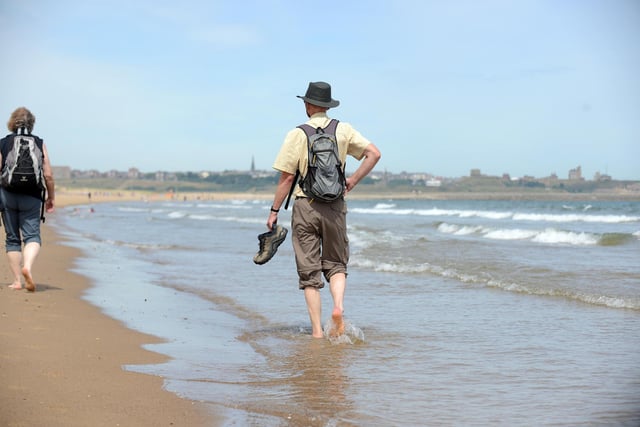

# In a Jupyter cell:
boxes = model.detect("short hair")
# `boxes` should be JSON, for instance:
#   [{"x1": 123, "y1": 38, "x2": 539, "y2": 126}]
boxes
[{"x1": 7, "y1": 107, "x2": 36, "y2": 133}]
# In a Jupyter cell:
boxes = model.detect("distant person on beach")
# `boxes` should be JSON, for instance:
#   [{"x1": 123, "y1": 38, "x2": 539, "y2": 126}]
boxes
[
  {"x1": 266, "y1": 82, "x2": 381, "y2": 338},
  {"x1": 0, "y1": 107, "x2": 55, "y2": 292}
]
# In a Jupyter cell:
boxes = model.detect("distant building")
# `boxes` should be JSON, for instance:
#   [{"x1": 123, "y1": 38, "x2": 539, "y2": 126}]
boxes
[
  {"x1": 52, "y1": 166, "x2": 71, "y2": 180},
  {"x1": 470, "y1": 169, "x2": 482, "y2": 177},
  {"x1": 568, "y1": 166, "x2": 583, "y2": 180},
  {"x1": 594, "y1": 172, "x2": 612, "y2": 182},
  {"x1": 128, "y1": 168, "x2": 140, "y2": 179}
]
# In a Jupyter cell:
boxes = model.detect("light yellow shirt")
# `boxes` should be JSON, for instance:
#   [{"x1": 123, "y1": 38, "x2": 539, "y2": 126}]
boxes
[{"x1": 272, "y1": 112, "x2": 372, "y2": 197}]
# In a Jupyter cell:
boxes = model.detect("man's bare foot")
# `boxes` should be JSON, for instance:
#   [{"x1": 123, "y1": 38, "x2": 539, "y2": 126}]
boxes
[
  {"x1": 329, "y1": 308, "x2": 345, "y2": 337},
  {"x1": 8, "y1": 282, "x2": 22, "y2": 290},
  {"x1": 22, "y1": 268, "x2": 35, "y2": 292}
]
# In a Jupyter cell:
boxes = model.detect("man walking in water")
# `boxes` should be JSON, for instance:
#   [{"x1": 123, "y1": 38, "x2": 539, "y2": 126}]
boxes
[{"x1": 266, "y1": 81, "x2": 381, "y2": 338}]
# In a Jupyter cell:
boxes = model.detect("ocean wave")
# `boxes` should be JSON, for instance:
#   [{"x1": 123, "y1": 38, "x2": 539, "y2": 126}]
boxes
[
  {"x1": 437, "y1": 223, "x2": 485, "y2": 236},
  {"x1": 189, "y1": 214, "x2": 216, "y2": 221},
  {"x1": 168, "y1": 211, "x2": 187, "y2": 219},
  {"x1": 352, "y1": 206, "x2": 639, "y2": 224},
  {"x1": 351, "y1": 258, "x2": 438, "y2": 275},
  {"x1": 486, "y1": 280, "x2": 640, "y2": 310},
  {"x1": 512, "y1": 212, "x2": 639, "y2": 223},
  {"x1": 163, "y1": 211, "x2": 264, "y2": 224},
  {"x1": 352, "y1": 256, "x2": 640, "y2": 310},
  {"x1": 118, "y1": 206, "x2": 150, "y2": 213},
  {"x1": 531, "y1": 229, "x2": 599, "y2": 245},
  {"x1": 374, "y1": 203, "x2": 396, "y2": 209},
  {"x1": 436, "y1": 223, "x2": 633, "y2": 246},
  {"x1": 197, "y1": 202, "x2": 252, "y2": 210},
  {"x1": 102, "y1": 238, "x2": 182, "y2": 251}
]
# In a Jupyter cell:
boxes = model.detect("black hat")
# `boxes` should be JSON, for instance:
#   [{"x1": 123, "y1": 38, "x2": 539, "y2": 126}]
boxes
[{"x1": 297, "y1": 81, "x2": 340, "y2": 108}]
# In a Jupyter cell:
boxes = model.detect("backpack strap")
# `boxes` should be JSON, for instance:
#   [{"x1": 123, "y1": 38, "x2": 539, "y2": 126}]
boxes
[
  {"x1": 284, "y1": 169, "x2": 299, "y2": 210},
  {"x1": 40, "y1": 188, "x2": 46, "y2": 223}
]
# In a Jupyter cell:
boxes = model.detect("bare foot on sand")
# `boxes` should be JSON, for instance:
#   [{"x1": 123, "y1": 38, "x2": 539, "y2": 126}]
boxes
[
  {"x1": 22, "y1": 268, "x2": 35, "y2": 292},
  {"x1": 329, "y1": 308, "x2": 345, "y2": 337},
  {"x1": 8, "y1": 282, "x2": 23, "y2": 290}
]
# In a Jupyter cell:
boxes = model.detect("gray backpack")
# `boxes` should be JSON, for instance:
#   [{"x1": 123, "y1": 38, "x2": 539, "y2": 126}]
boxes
[{"x1": 296, "y1": 119, "x2": 346, "y2": 203}]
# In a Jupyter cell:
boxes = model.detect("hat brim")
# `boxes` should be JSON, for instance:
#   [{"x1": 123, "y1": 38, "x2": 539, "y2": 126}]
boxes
[{"x1": 297, "y1": 95, "x2": 340, "y2": 108}]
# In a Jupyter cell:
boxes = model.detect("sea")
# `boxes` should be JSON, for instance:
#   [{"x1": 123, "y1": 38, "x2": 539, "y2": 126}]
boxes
[{"x1": 51, "y1": 196, "x2": 640, "y2": 426}]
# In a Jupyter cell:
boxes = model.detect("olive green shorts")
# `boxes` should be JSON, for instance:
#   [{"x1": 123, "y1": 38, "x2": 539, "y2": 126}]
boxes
[{"x1": 291, "y1": 197, "x2": 349, "y2": 289}]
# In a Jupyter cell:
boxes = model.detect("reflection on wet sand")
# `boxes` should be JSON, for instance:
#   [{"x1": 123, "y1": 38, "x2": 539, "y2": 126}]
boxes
[
  {"x1": 236, "y1": 323, "x2": 365, "y2": 426},
  {"x1": 283, "y1": 337, "x2": 354, "y2": 426}
]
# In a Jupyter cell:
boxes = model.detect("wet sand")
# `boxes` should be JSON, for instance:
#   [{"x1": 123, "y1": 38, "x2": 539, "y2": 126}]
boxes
[{"x1": 0, "y1": 193, "x2": 222, "y2": 426}]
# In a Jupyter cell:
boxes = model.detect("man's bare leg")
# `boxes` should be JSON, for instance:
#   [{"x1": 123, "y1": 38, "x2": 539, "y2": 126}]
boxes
[
  {"x1": 304, "y1": 287, "x2": 324, "y2": 338},
  {"x1": 7, "y1": 251, "x2": 22, "y2": 289},
  {"x1": 21, "y1": 242, "x2": 40, "y2": 292},
  {"x1": 329, "y1": 273, "x2": 346, "y2": 337}
]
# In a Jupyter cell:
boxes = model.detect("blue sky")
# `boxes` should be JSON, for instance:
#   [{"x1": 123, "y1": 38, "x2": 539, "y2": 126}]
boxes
[{"x1": 1, "y1": 0, "x2": 638, "y2": 179}]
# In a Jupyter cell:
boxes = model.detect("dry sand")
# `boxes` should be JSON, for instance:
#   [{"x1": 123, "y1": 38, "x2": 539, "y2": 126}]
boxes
[{"x1": 0, "y1": 192, "x2": 222, "y2": 427}]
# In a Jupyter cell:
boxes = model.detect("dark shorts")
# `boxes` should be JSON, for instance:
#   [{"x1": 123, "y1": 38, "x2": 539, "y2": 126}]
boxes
[
  {"x1": 291, "y1": 197, "x2": 349, "y2": 289},
  {"x1": 0, "y1": 189, "x2": 42, "y2": 252}
]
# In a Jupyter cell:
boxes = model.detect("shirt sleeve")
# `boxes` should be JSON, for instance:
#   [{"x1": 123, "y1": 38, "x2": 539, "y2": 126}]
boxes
[
  {"x1": 340, "y1": 122, "x2": 372, "y2": 161},
  {"x1": 272, "y1": 128, "x2": 306, "y2": 175}
]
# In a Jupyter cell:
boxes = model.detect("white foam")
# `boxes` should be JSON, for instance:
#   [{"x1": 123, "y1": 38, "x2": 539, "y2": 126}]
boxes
[
  {"x1": 437, "y1": 222, "x2": 602, "y2": 246},
  {"x1": 373, "y1": 203, "x2": 396, "y2": 209},
  {"x1": 531, "y1": 228, "x2": 598, "y2": 245},
  {"x1": 437, "y1": 223, "x2": 484, "y2": 236},
  {"x1": 118, "y1": 206, "x2": 149, "y2": 213},
  {"x1": 513, "y1": 212, "x2": 639, "y2": 223},
  {"x1": 484, "y1": 228, "x2": 538, "y2": 240},
  {"x1": 351, "y1": 206, "x2": 640, "y2": 224}
]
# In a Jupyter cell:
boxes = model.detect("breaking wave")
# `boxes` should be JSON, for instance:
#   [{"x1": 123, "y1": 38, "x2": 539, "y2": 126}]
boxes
[
  {"x1": 351, "y1": 257, "x2": 640, "y2": 310},
  {"x1": 351, "y1": 206, "x2": 640, "y2": 224},
  {"x1": 436, "y1": 222, "x2": 634, "y2": 246}
]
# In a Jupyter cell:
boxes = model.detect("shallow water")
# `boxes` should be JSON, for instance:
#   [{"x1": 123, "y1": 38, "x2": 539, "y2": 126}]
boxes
[{"x1": 53, "y1": 198, "x2": 640, "y2": 426}]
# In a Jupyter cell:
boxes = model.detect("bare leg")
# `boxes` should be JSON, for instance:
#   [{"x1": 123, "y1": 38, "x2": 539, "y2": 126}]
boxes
[
  {"x1": 329, "y1": 273, "x2": 346, "y2": 337},
  {"x1": 304, "y1": 287, "x2": 324, "y2": 338},
  {"x1": 7, "y1": 251, "x2": 22, "y2": 289},
  {"x1": 21, "y1": 242, "x2": 41, "y2": 292}
]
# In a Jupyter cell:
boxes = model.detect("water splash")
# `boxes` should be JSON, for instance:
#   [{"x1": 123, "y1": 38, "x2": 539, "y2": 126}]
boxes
[{"x1": 323, "y1": 318, "x2": 365, "y2": 344}]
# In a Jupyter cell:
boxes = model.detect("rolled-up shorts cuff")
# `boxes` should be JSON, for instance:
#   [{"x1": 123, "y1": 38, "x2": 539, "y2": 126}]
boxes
[
  {"x1": 322, "y1": 260, "x2": 347, "y2": 281},
  {"x1": 297, "y1": 269, "x2": 325, "y2": 290}
]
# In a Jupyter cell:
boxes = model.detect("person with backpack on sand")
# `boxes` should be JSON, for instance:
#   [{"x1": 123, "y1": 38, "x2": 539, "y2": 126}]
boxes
[
  {"x1": 0, "y1": 107, "x2": 55, "y2": 292},
  {"x1": 263, "y1": 81, "x2": 381, "y2": 338}
]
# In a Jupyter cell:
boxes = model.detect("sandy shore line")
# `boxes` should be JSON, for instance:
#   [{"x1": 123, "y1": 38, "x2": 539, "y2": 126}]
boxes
[
  {"x1": 56, "y1": 187, "x2": 640, "y2": 204},
  {"x1": 0, "y1": 196, "x2": 222, "y2": 426}
]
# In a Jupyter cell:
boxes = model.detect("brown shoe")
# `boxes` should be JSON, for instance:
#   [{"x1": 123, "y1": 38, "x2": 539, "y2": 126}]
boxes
[{"x1": 253, "y1": 225, "x2": 288, "y2": 265}]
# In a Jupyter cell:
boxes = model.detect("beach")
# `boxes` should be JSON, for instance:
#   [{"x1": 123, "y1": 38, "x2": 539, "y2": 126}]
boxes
[
  {"x1": 0, "y1": 192, "x2": 221, "y2": 427},
  {"x1": 2, "y1": 190, "x2": 639, "y2": 426}
]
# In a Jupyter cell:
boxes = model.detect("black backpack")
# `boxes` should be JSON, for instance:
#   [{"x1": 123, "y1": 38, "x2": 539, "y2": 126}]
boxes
[
  {"x1": 0, "y1": 131, "x2": 47, "y2": 221},
  {"x1": 1, "y1": 132, "x2": 45, "y2": 193},
  {"x1": 285, "y1": 119, "x2": 345, "y2": 208}
]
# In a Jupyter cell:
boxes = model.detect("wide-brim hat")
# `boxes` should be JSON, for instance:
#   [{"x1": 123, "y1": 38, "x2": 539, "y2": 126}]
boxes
[{"x1": 297, "y1": 81, "x2": 340, "y2": 108}]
